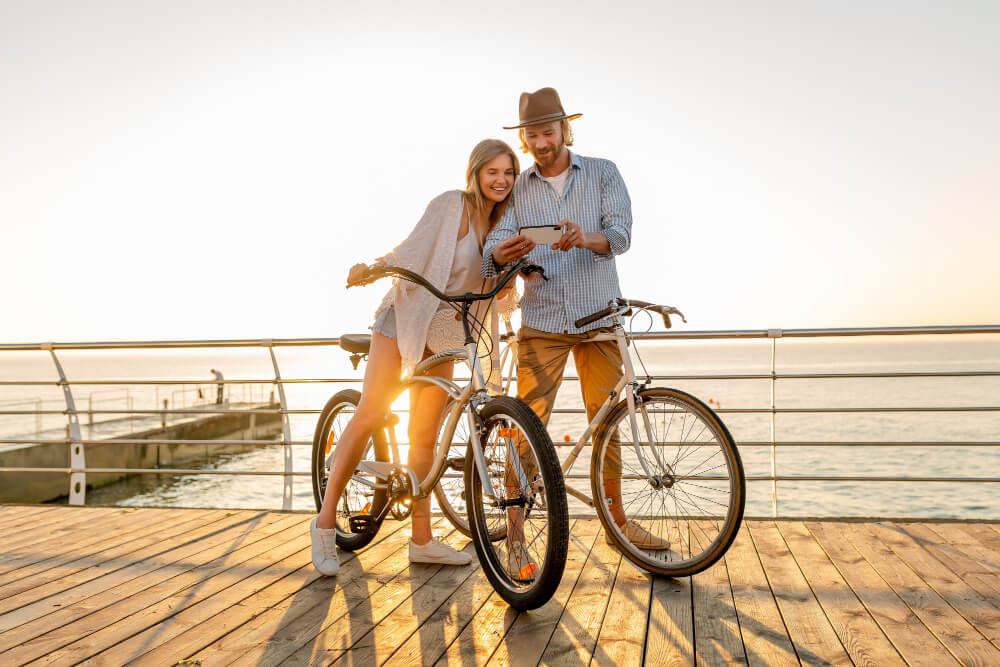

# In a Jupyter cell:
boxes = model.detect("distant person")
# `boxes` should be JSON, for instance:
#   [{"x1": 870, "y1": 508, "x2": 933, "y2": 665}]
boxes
[
  {"x1": 210, "y1": 368, "x2": 224, "y2": 405},
  {"x1": 483, "y1": 87, "x2": 667, "y2": 550},
  {"x1": 311, "y1": 139, "x2": 520, "y2": 576}
]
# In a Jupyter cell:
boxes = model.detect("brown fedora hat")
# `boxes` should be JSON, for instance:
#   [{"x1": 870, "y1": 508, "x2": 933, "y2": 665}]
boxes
[{"x1": 503, "y1": 87, "x2": 582, "y2": 130}]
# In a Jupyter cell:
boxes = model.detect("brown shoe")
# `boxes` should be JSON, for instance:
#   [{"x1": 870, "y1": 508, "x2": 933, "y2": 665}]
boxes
[{"x1": 605, "y1": 520, "x2": 671, "y2": 550}]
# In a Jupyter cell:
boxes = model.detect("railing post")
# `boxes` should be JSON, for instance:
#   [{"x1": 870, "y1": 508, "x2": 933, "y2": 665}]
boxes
[
  {"x1": 43, "y1": 343, "x2": 86, "y2": 505},
  {"x1": 264, "y1": 339, "x2": 293, "y2": 510},
  {"x1": 767, "y1": 329, "x2": 781, "y2": 518}
]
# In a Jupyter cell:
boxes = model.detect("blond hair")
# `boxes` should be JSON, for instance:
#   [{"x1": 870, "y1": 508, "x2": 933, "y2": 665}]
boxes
[
  {"x1": 517, "y1": 118, "x2": 574, "y2": 154},
  {"x1": 464, "y1": 139, "x2": 520, "y2": 228}
]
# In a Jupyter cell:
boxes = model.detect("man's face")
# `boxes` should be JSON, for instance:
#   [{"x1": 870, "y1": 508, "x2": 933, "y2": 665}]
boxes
[{"x1": 523, "y1": 121, "x2": 565, "y2": 169}]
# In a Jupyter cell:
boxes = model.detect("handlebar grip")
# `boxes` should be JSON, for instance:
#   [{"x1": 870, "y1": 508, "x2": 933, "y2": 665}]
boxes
[{"x1": 574, "y1": 306, "x2": 615, "y2": 329}]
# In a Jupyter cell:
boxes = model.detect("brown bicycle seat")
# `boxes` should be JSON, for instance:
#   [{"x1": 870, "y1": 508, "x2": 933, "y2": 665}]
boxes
[{"x1": 339, "y1": 334, "x2": 371, "y2": 355}]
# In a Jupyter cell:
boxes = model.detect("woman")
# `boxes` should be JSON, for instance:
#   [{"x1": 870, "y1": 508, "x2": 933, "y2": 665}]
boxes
[{"x1": 312, "y1": 139, "x2": 520, "y2": 575}]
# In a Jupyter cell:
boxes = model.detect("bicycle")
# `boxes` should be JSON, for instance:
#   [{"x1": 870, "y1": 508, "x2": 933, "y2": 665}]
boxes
[
  {"x1": 548, "y1": 297, "x2": 745, "y2": 576},
  {"x1": 311, "y1": 260, "x2": 569, "y2": 610}
]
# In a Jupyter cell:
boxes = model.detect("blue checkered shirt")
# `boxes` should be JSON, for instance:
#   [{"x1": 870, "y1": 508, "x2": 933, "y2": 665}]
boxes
[{"x1": 482, "y1": 151, "x2": 632, "y2": 334}]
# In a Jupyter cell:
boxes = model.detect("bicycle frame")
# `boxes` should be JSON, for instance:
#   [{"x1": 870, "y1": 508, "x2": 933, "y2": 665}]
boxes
[
  {"x1": 556, "y1": 307, "x2": 674, "y2": 507},
  {"x1": 352, "y1": 338, "x2": 521, "y2": 507}
]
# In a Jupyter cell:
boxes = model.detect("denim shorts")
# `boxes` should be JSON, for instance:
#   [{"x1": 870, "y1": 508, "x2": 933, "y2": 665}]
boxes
[{"x1": 370, "y1": 307, "x2": 397, "y2": 340}]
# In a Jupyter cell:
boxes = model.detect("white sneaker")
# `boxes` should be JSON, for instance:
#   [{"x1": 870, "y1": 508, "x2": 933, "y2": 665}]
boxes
[
  {"x1": 409, "y1": 539, "x2": 473, "y2": 565},
  {"x1": 311, "y1": 517, "x2": 339, "y2": 575}
]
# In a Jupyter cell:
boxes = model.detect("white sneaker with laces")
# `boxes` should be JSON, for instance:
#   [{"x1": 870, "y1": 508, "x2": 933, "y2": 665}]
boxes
[
  {"x1": 311, "y1": 517, "x2": 339, "y2": 575},
  {"x1": 409, "y1": 539, "x2": 473, "y2": 565}
]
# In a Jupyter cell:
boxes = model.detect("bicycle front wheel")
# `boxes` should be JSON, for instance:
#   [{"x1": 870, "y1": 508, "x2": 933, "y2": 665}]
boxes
[
  {"x1": 312, "y1": 389, "x2": 388, "y2": 551},
  {"x1": 465, "y1": 396, "x2": 568, "y2": 610},
  {"x1": 592, "y1": 387, "x2": 745, "y2": 577}
]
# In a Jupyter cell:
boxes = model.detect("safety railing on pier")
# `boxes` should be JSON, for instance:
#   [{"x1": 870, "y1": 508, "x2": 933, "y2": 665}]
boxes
[{"x1": 1, "y1": 325, "x2": 998, "y2": 516}]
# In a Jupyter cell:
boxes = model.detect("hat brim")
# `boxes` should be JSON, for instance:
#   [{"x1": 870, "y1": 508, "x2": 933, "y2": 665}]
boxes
[{"x1": 503, "y1": 112, "x2": 582, "y2": 130}]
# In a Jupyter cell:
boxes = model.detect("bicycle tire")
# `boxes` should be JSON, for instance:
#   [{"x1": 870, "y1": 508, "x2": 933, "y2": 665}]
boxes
[
  {"x1": 312, "y1": 389, "x2": 389, "y2": 551},
  {"x1": 591, "y1": 387, "x2": 745, "y2": 577},
  {"x1": 465, "y1": 396, "x2": 569, "y2": 610}
]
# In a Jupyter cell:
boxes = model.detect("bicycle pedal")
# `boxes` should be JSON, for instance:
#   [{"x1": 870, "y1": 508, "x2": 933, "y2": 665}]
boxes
[
  {"x1": 348, "y1": 514, "x2": 377, "y2": 534},
  {"x1": 446, "y1": 456, "x2": 465, "y2": 471}
]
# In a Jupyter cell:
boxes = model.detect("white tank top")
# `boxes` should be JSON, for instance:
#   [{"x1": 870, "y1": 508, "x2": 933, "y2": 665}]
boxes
[{"x1": 445, "y1": 228, "x2": 484, "y2": 294}]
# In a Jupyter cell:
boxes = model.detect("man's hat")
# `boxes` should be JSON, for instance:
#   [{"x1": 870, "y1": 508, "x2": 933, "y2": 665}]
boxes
[{"x1": 503, "y1": 87, "x2": 582, "y2": 130}]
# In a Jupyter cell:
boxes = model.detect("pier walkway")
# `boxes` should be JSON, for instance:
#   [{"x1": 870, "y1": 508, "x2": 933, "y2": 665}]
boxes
[{"x1": 0, "y1": 506, "x2": 998, "y2": 665}]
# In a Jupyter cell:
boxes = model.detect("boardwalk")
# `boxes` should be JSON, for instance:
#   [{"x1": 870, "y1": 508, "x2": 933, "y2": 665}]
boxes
[{"x1": 0, "y1": 506, "x2": 998, "y2": 665}]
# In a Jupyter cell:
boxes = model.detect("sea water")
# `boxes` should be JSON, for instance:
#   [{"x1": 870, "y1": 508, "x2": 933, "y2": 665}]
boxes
[{"x1": 1, "y1": 333, "x2": 998, "y2": 518}]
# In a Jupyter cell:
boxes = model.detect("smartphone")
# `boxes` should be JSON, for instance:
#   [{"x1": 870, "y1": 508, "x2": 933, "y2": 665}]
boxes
[{"x1": 520, "y1": 225, "x2": 563, "y2": 245}]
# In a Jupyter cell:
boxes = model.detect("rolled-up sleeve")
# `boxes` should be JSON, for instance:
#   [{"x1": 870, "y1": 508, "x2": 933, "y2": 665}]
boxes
[
  {"x1": 482, "y1": 200, "x2": 519, "y2": 278},
  {"x1": 594, "y1": 160, "x2": 632, "y2": 261}
]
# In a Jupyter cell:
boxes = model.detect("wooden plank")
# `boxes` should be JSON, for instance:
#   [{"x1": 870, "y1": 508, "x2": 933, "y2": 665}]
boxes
[
  {"x1": 866, "y1": 522, "x2": 1000, "y2": 653},
  {"x1": 278, "y1": 526, "x2": 470, "y2": 666},
  {"x1": 0, "y1": 507, "x2": 187, "y2": 580},
  {"x1": 724, "y1": 523, "x2": 796, "y2": 667},
  {"x1": 0, "y1": 505, "x2": 62, "y2": 531},
  {"x1": 643, "y1": 573, "x2": 694, "y2": 667},
  {"x1": 537, "y1": 521, "x2": 620, "y2": 665},
  {"x1": 0, "y1": 507, "x2": 215, "y2": 587},
  {"x1": 806, "y1": 522, "x2": 956, "y2": 667},
  {"x1": 381, "y1": 539, "x2": 509, "y2": 667},
  {"x1": 904, "y1": 523, "x2": 1000, "y2": 608},
  {"x1": 126, "y1": 519, "x2": 419, "y2": 666},
  {"x1": 334, "y1": 530, "x2": 484, "y2": 666},
  {"x1": 749, "y1": 521, "x2": 851, "y2": 666},
  {"x1": 0, "y1": 509, "x2": 259, "y2": 635},
  {"x1": 958, "y1": 524, "x2": 1000, "y2": 571},
  {"x1": 197, "y1": 522, "x2": 469, "y2": 666},
  {"x1": 777, "y1": 521, "x2": 902, "y2": 666},
  {"x1": 925, "y1": 523, "x2": 1000, "y2": 575},
  {"x1": 0, "y1": 507, "x2": 176, "y2": 556},
  {"x1": 431, "y1": 589, "x2": 518, "y2": 666},
  {"x1": 0, "y1": 513, "x2": 309, "y2": 663},
  {"x1": 689, "y1": 520, "x2": 745, "y2": 666},
  {"x1": 840, "y1": 521, "x2": 996, "y2": 665},
  {"x1": 591, "y1": 550, "x2": 652, "y2": 664},
  {"x1": 485, "y1": 521, "x2": 595, "y2": 667},
  {"x1": 1, "y1": 507, "x2": 123, "y2": 551}
]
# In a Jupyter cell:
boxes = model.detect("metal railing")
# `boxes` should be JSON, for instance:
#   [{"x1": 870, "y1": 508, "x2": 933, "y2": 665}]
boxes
[{"x1": 1, "y1": 325, "x2": 998, "y2": 515}]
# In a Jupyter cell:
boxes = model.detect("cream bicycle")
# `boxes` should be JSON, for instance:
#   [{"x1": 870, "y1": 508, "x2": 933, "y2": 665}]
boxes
[
  {"x1": 553, "y1": 298, "x2": 745, "y2": 576},
  {"x1": 311, "y1": 261, "x2": 569, "y2": 609}
]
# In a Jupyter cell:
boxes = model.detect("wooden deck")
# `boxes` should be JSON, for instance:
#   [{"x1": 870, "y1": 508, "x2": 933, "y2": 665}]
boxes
[{"x1": 0, "y1": 506, "x2": 998, "y2": 665}]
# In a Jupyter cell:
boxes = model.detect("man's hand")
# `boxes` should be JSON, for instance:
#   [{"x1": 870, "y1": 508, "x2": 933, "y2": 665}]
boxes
[
  {"x1": 347, "y1": 263, "x2": 370, "y2": 286},
  {"x1": 493, "y1": 234, "x2": 536, "y2": 265},
  {"x1": 552, "y1": 219, "x2": 610, "y2": 254}
]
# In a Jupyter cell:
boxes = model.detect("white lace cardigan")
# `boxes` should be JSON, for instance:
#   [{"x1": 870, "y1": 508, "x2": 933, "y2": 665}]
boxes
[{"x1": 372, "y1": 190, "x2": 516, "y2": 380}]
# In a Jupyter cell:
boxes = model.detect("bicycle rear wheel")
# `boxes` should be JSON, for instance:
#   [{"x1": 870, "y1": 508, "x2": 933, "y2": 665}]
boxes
[
  {"x1": 312, "y1": 389, "x2": 388, "y2": 551},
  {"x1": 592, "y1": 387, "x2": 745, "y2": 576},
  {"x1": 465, "y1": 396, "x2": 568, "y2": 610},
  {"x1": 432, "y1": 398, "x2": 473, "y2": 536}
]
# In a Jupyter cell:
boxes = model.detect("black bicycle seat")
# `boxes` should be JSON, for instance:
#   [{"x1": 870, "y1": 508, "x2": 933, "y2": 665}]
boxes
[{"x1": 339, "y1": 334, "x2": 371, "y2": 355}]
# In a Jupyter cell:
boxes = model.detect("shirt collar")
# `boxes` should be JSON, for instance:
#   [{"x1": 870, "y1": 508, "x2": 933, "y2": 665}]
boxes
[{"x1": 527, "y1": 150, "x2": 581, "y2": 179}]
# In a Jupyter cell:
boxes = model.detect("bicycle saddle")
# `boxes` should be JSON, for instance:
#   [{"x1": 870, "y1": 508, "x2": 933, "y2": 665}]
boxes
[{"x1": 339, "y1": 334, "x2": 371, "y2": 355}]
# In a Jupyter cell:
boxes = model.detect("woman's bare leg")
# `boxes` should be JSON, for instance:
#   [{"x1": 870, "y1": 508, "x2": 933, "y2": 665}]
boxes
[
  {"x1": 316, "y1": 332, "x2": 401, "y2": 530},
  {"x1": 406, "y1": 357, "x2": 454, "y2": 545}
]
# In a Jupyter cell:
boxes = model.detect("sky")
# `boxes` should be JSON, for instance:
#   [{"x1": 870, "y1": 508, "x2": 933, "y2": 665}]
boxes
[{"x1": 2, "y1": 0, "x2": 998, "y2": 343}]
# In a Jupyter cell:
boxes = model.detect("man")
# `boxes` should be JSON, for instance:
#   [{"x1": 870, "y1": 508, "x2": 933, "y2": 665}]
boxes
[
  {"x1": 483, "y1": 87, "x2": 668, "y2": 550},
  {"x1": 210, "y1": 368, "x2": 224, "y2": 406}
]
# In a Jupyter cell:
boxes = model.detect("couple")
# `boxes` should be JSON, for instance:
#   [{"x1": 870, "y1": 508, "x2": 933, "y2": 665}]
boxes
[{"x1": 311, "y1": 87, "x2": 662, "y2": 577}]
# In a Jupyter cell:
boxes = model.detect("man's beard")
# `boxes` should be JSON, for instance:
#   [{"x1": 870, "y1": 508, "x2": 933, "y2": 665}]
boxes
[{"x1": 532, "y1": 140, "x2": 565, "y2": 168}]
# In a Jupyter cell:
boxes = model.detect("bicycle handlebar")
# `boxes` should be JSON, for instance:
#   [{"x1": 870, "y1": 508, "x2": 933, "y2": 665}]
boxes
[
  {"x1": 348, "y1": 259, "x2": 545, "y2": 305},
  {"x1": 573, "y1": 298, "x2": 687, "y2": 329}
]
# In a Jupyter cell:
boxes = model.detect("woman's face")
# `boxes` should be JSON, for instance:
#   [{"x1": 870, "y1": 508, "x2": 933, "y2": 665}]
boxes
[{"x1": 478, "y1": 153, "x2": 515, "y2": 204}]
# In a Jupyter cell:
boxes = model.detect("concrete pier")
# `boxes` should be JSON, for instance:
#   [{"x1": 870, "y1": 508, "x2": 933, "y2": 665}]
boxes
[{"x1": 0, "y1": 403, "x2": 282, "y2": 503}]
